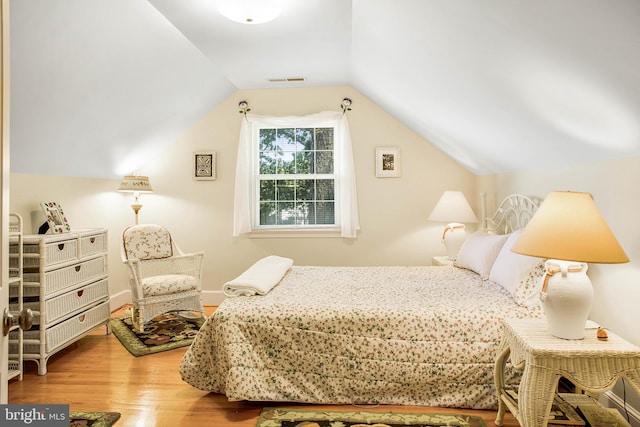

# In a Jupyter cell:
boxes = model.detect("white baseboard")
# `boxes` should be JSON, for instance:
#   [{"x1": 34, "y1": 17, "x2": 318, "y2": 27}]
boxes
[
  {"x1": 108, "y1": 289, "x2": 225, "y2": 311},
  {"x1": 201, "y1": 290, "x2": 226, "y2": 305},
  {"x1": 108, "y1": 290, "x2": 131, "y2": 311},
  {"x1": 601, "y1": 390, "x2": 640, "y2": 427}
]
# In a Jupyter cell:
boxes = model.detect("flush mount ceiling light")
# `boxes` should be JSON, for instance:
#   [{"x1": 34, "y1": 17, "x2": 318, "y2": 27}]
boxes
[{"x1": 217, "y1": 0, "x2": 283, "y2": 24}]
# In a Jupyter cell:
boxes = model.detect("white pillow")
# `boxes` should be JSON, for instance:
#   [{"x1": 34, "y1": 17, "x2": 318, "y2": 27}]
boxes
[
  {"x1": 513, "y1": 260, "x2": 546, "y2": 308},
  {"x1": 489, "y1": 229, "x2": 543, "y2": 297},
  {"x1": 454, "y1": 231, "x2": 509, "y2": 279}
]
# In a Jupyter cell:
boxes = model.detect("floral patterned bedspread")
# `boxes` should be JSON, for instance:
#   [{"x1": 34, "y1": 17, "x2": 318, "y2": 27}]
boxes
[{"x1": 179, "y1": 265, "x2": 543, "y2": 409}]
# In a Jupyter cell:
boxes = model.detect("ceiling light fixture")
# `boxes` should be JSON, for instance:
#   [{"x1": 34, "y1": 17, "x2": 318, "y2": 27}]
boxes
[{"x1": 217, "y1": 0, "x2": 283, "y2": 25}]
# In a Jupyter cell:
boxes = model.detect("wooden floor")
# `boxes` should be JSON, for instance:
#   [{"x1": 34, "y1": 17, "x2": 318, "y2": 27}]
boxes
[{"x1": 8, "y1": 306, "x2": 518, "y2": 427}]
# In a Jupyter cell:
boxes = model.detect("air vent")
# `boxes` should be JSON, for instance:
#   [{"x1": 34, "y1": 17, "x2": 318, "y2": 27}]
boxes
[{"x1": 268, "y1": 77, "x2": 306, "y2": 83}]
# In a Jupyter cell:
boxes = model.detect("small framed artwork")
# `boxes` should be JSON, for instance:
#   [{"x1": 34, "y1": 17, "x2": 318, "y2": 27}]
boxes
[
  {"x1": 193, "y1": 151, "x2": 216, "y2": 181},
  {"x1": 375, "y1": 146, "x2": 401, "y2": 178},
  {"x1": 40, "y1": 202, "x2": 71, "y2": 234}
]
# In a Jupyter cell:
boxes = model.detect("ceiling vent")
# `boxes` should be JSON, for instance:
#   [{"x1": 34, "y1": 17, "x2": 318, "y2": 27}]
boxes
[{"x1": 268, "y1": 77, "x2": 306, "y2": 83}]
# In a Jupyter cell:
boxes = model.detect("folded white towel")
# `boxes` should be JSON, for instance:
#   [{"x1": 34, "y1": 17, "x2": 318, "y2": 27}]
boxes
[{"x1": 223, "y1": 255, "x2": 293, "y2": 297}]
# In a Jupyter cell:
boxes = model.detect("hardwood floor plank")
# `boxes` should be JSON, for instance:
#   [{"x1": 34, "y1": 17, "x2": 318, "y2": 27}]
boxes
[{"x1": 8, "y1": 306, "x2": 518, "y2": 426}]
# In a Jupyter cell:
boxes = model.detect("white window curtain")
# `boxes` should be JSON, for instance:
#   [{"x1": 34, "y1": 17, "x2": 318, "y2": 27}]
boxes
[{"x1": 232, "y1": 111, "x2": 360, "y2": 238}]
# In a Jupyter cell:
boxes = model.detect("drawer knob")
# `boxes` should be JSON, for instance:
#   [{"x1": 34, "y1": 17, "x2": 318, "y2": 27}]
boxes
[
  {"x1": 57, "y1": 243, "x2": 65, "y2": 251},
  {"x1": 75, "y1": 265, "x2": 81, "y2": 272},
  {"x1": 78, "y1": 314, "x2": 86, "y2": 323},
  {"x1": 77, "y1": 290, "x2": 84, "y2": 297},
  {"x1": 90, "y1": 237, "x2": 96, "y2": 244}
]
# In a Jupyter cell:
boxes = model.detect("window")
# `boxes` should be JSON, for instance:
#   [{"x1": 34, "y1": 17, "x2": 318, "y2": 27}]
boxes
[
  {"x1": 233, "y1": 111, "x2": 360, "y2": 238},
  {"x1": 257, "y1": 126, "x2": 336, "y2": 228}
]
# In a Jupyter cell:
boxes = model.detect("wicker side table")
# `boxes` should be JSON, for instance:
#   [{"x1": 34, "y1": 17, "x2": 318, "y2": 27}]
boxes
[{"x1": 494, "y1": 318, "x2": 640, "y2": 427}]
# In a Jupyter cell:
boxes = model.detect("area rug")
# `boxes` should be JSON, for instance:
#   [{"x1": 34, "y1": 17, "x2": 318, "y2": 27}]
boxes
[
  {"x1": 256, "y1": 408, "x2": 487, "y2": 427},
  {"x1": 69, "y1": 411, "x2": 121, "y2": 427},
  {"x1": 110, "y1": 312, "x2": 204, "y2": 357}
]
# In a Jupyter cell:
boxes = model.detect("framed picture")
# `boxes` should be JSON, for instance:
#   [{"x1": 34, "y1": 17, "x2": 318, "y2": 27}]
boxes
[
  {"x1": 193, "y1": 151, "x2": 216, "y2": 181},
  {"x1": 40, "y1": 202, "x2": 71, "y2": 234},
  {"x1": 375, "y1": 146, "x2": 401, "y2": 178}
]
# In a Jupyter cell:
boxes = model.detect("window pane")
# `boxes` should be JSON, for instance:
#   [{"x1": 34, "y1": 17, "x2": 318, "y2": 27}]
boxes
[
  {"x1": 259, "y1": 152, "x2": 277, "y2": 174},
  {"x1": 316, "y1": 151, "x2": 333, "y2": 174},
  {"x1": 315, "y1": 128, "x2": 334, "y2": 150},
  {"x1": 316, "y1": 201, "x2": 335, "y2": 224},
  {"x1": 260, "y1": 180, "x2": 275, "y2": 200},
  {"x1": 260, "y1": 202, "x2": 276, "y2": 225},
  {"x1": 296, "y1": 128, "x2": 314, "y2": 150},
  {"x1": 295, "y1": 179, "x2": 314, "y2": 201},
  {"x1": 277, "y1": 152, "x2": 296, "y2": 174},
  {"x1": 316, "y1": 179, "x2": 334, "y2": 201},
  {"x1": 277, "y1": 128, "x2": 296, "y2": 151},
  {"x1": 255, "y1": 125, "x2": 338, "y2": 229},
  {"x1": 260, "y1": 129, "x2": 277, "y2": 151},
  {"x1": 277, "y1": 202, "x2": 296, "y2": 225},
  {"x1": 296, "y1": 151, "x2": 314, "y2": 174},
  {"x1": 276, "y1": 179, "x2": 295, "y2": 201},
  {"x1": 296, "y1": 202, "x2": 314, "y2": 225}
]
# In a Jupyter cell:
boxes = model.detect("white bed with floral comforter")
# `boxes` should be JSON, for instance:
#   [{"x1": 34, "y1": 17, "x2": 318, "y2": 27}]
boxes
[{"x1": 180, "y1": 261, "x2": 544, "y2": 409}]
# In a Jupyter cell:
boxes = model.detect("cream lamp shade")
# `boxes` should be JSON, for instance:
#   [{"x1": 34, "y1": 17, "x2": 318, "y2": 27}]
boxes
[
  {"x1": 428, "y1": 191, "x2": 478, "y2": 260},
  {"x1": 118, "y1": 175, "x2": 154, "y2": 224},
  {"x1": 511, "y1": 191, "x2": 628, "y2": 339}
]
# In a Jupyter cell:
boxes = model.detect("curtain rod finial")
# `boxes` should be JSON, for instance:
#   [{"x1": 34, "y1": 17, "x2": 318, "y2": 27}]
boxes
[
  {"x1": 341, "y1": 98, "x2": 352, "y2": 114},
  {"x1": 238, "y1": 101, "x2": 250, "y2": 115}
]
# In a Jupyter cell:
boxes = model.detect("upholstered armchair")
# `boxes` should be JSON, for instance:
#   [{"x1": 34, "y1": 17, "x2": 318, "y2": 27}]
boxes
[{"x1": 121, "y1": 224, "x2": 206, "y2": 332}]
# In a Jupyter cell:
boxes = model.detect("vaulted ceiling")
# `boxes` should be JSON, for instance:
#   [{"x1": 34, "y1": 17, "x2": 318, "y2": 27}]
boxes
[{"x1": 10, "y1": 0, "x2": 640, "y2": 179}]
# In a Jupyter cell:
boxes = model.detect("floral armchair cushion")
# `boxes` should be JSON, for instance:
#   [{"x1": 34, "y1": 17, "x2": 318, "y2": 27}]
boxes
[
  {"x1": 122, "y1": 224, "x2": 174, "y2": 260},
  {"x1": 142, "y1": 274, "x2": 197, "y2": 297}
]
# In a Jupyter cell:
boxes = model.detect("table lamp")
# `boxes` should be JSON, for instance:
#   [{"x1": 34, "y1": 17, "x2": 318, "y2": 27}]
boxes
[
  {"x1": 511, "y1": 191, "x2": 628, "y2": 339},
  {"x1": 118, "y1": 175, "x2": 153, "y2": 224},
  {"x1": 428, "y1": 191, "x2": 478, "y2": 260}
]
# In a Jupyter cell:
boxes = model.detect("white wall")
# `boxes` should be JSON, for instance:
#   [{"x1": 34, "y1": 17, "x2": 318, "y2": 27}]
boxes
[{"x1": 10, "y1": 86, "x2": 477, "y2": 303}]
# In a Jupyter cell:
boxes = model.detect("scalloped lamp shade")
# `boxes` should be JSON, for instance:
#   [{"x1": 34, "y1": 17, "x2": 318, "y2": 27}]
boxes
[
  {"x1": 117, "y1": 175, "x2": 154, "y2": 193},
  {"x1": 118, "y1": 175, "x2": 153, "y2": 225},
  {"x1": 511, "y1": 191, "x2": 628, "y2": 339}
]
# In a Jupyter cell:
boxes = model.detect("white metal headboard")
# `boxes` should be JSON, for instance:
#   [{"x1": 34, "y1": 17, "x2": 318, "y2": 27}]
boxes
[{"x1": 481, "y1": 193, "x2": 542, "y2": 234}]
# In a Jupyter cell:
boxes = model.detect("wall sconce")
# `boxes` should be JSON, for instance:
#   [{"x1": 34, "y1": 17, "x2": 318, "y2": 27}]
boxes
[{"x1": 118, "y1": 175, "x2": 153, "y2": 225}]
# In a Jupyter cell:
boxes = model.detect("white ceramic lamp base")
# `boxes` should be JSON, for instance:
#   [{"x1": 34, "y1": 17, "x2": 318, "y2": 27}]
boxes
[
  {"x1": 540, "y1": 260, "x2": 593, "y2": 340},
  {"x1": 442, "y1": 223, "x2": 467, "y2": 260}
]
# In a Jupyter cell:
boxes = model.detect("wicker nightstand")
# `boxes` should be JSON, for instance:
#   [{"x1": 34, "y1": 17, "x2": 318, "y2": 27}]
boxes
[{"x1": 494, "y1": 318, "x2": 640, "y2": 427}]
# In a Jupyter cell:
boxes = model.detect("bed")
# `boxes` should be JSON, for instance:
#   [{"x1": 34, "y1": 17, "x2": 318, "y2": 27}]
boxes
[{"x1": 179, "y1": 194, "x2": 546, "y2": 409}]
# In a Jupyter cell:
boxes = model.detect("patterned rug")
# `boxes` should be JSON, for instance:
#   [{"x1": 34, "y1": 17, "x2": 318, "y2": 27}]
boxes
[
  {"x1": 70, "y1": 411, "x2": 120, "y2": 427},
  {"x1": 256, "y1": 408, "x2": 487, "y2": 427},
  {"x1": 110, "y1": 312, "x2": 204, "y2": 357}
]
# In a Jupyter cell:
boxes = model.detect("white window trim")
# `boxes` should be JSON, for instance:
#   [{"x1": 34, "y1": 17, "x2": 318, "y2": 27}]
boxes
[
  {"x1": 233, "y1": 111, "x2": 360, "y2": 238},
  {"x1": 251, "y1": 123, "x2": 341, "y2": 232}
]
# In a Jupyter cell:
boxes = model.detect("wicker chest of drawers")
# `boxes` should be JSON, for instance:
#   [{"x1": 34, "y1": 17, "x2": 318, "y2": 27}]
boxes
[{"x1": 9, "y1": 228, "x2": 110, "y2": 375}]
